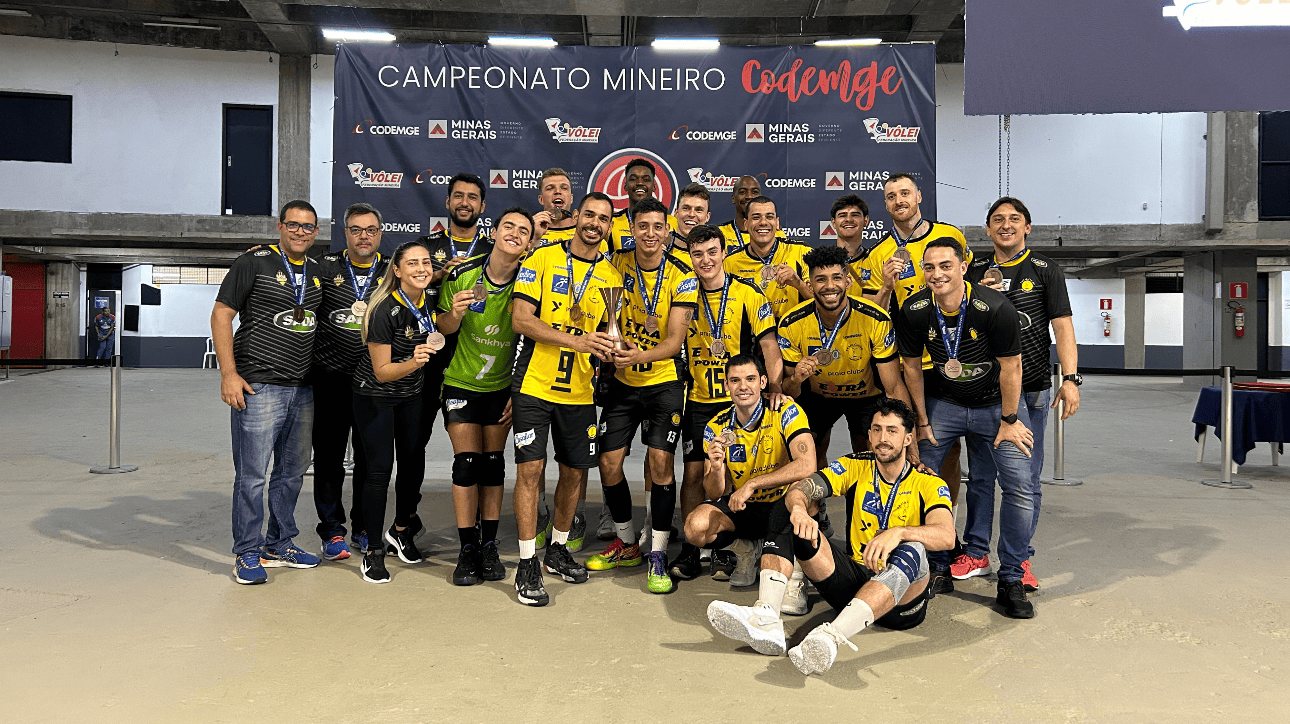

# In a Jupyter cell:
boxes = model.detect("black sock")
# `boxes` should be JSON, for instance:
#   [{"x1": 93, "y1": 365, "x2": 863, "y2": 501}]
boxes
[
  {"x1": 480, "y1": 519, "x2": 499, "y2": 545},
  {"x1": 711, "y1": 530, "x2": 738, "y2": 550},
  {"x1": 458, "y1": 526, "x2": 479, "y2": 549},
  {"x1": 650, "y1": 483, "x2": 676, "y2": 532},
  {"x1": 603, "y1": 478, "x2": 634, "y2": 523}
]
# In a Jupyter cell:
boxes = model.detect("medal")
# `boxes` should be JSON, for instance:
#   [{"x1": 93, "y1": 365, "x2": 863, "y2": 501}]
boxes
[
  {"x1": 718, "y1": 429, "x2": 737, "y2": 446},
  {"x1": 569, "y1": 303, "x2": 584, "y2": 322},
  {"x1": 710, "y1": 339, "x2": 726, "y2": 358},
  {"x1": 293, "y1": 306, "x2": 304, "y2": 323},
  {"x1": 395, "y1": 288, "x2": 436, "y2": 345},
  {"x1": 426, "y1": 332, "x2": 446, "y2": 351},
  {"x1": 343, "y1": 251, "x2": 377, "y2": 317},
  {"x1": 699, "y1": 276, "x2": 732, "y2": 360},
  {"x1": 274, "y1": 245, "x2": 308, "y2": 323},
  {"x1": 472, "y1": 280, "x2": 487, "y2": 302},
  {"x1": 943, "y1": 359, "x2": 963, "y2": 378},
  {"x1": 893, "y1": 248, "x2": 911, "y2": 264},
  {"x1": 983, "y1": 268, "x2": 1003, "y2": 285},
  {"x1": 813, "y1": 348, "x2": 835, "y2": 366},
  {"x1": 633, "y1": 255, "x2": 667, "y2": 336},
  {"x1": 350, "y1": 300, "x2": 368, "y2": 317},
  {"x1": 813, "y1": 303, "x2": 850, "y2": 370},
  {"x1": 759, "y1": 265, "x2": 776, "y2": 281},
  {"x1": 749, "y1": 237, "x2": 781, "y2": 288},
  {"x1": 549, "y1": 206, "x2": 568, "y2": 223},
  {"x1": 644, "y1": 315, "x2": 659, "y2": 334},
  {"x1": 565, "y1": 245, "x2": 600, "y2": 327},
  {"x1": 933, "y1": 291, "x2": 968, "y2": 382}
]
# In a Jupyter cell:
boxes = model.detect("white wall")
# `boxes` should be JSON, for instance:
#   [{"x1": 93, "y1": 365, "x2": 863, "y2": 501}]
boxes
[
  {"x1": 1066, "y1": 278, "x2": 1125, "y2": 345},
  {"x1": 1145, "y1": 293, "x2": 1184, "y2": 347},
  {"x1": 935, "y1": 65, "x2": 1207, "y2": 228},
  {"x1": 121, "y1": 264, "x2": 222, "y2": 338},
  {"x1": 310, "y1": 54, "x2": 336, "y2": 221}
]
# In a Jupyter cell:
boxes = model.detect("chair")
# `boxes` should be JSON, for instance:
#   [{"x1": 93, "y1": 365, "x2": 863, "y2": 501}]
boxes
[{"x1": 202, "y1": 337, "x2": 218, "y2": 369}]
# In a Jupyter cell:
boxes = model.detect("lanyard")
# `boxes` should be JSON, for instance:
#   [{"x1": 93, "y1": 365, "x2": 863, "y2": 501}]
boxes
[
  {"x1": 634, "y1": 256, "x2": 667, "y2": 318},
  {"x1": 700, "y1": 276, "x2": 731, "y2": 341},
  {"x1": 667, "y1": 231, "x2": 687, "y2": 255},
  {"x1": 890, "y1": 216, "x2": 924, "y2": 247},
  {"x1": 343, "y1": 251, "x2": 378, "y2": 301},
  {"x1": 729, "y1": 398, "x2": 765, "y2": 433},
  {"x1": 871, "y1": 462, "x2": 908, "y2": 532},
  {"x1": 933, "y1": 290, "x2": 968, "y2": 362},
  {"x1": 450, "y1": 229, "x2": 485, "y2": 259},
  {"x1": 479, "y1": 257, "x2": 515, "y2": 295},
  {"x1": 565, "y1": 246, "x2": 600, "y2": 307},
  {"x1": 731, "y1": 223, "x2": 745, "y2": 248},
  {"x1": 272, "y1": 245, "x2": 306, "y2": 307},
  {"x1": 816, "y1": 304, "x2": 849, "y2": 353},
  {"x1": 991, "y1": 247, "x2": 1027, "y2": 269},
  {"x1": 395, "y1": 289, "x2": 435, "y2": 334},
  {"x1": 746, "y1": 236, "x2": 780, "y2": 269}
]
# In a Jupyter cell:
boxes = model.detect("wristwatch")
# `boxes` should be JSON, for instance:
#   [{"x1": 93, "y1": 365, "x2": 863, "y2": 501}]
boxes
[
  {"x1": 1062, "y1": 373, "x2": 1084, "y2": 387},
  {"x1": 1001, "y1": 413, "x2": 1019, "y2": 425}
]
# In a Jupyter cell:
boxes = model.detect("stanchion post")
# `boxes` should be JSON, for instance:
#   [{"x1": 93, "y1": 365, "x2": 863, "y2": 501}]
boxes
[
  {"x1": 1043, "y1": 362, "x2": 1082, "y2": 486},
  {"x1": 90, "y1": 354, "x2": 138, "y2": 474},
  {"x1": 1202, "y1": 365, "x2": 1250, "y2": 489}
]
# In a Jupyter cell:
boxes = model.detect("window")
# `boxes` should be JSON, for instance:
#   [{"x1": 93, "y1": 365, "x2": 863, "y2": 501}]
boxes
[
  {"x1": 1260, "y1": 112, "x2": 1290, "y2": 221},
  {"x1": 0, "y1": 92, "x2": 72, "y2": 163},
  {"x1": 152, "y1": 267, "x2": 228, "y2": 285}
]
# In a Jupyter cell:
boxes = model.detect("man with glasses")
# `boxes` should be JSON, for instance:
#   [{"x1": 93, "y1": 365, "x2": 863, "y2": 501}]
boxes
[
  {"x1": 211, "y1": 200, "x2": 325, "y2": 585},
  {"x1": 310, "y1": 203, "x2": 389, "y2": 559}
]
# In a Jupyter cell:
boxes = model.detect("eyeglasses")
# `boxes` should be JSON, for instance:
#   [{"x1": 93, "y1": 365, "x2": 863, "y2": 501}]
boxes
[
  {"x1": 282, "y1": 221, "x2": 318, "y2": 233},
  {"x1": 346, "y1": 226, "x2": 381, "y2": 238}
]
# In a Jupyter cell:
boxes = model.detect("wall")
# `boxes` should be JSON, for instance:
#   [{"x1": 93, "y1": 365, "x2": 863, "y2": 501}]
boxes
[
  {"x1": 1145, "y1": 292, "x2": 1185, "y2": 368},
  {"x1": 120, "y1": 265, "x2": 220, "y2": 367},
  {"x1": 935, "y1": 64, "x2": 1207, "y2": 228},
  {"x1": 1065, "y1": 278, "x2": 1125, "y2": 368},
  {"x1": 310, "y1": 54, "x2": 336, "y2": 221}
]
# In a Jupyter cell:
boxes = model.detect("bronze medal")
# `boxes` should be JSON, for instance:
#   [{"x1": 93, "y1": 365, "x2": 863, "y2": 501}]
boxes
[
  {"x1": 710, "y1": 339, "x2": 726, "y2": 358},
  {"x1": 718, "y1": 430, "x2": 737, "y2": 447},
  {"x1": 426, "y1": 332, "x2": 446, "y2": 352},
  {"x1": 644, "y1": 315, "x2": 659, "y2": 334},
  {"x1": 760, "y1": 265, "x2": 776, "y2": 282},
  {"x1": 983, "y1": 268, "x2": 1003, "y2": 285},
  {"x1": 893, "y1": 248, "x2": 911, "y2": 264},
  {"x1": 569, "y1": 303, "x2": 584, "y2": 323},
  {"x1": 549, "y1": 206, "x2": 568, "y2": 222},
  {"x1": 943, "y1": 358, "x2": 963, "y2": 378},
  {"x1": 472, "y1": 280, "x2": 487, "y2": 302},
  {"x1": 293, "y1": 306, "x2": 304, "y2": 323},
  {"x1": 813, "y1": 348, "x2": 835, "y2": 366},
  {"x1": 350, "y1": 300, "x2": 368, "y2": 317}
]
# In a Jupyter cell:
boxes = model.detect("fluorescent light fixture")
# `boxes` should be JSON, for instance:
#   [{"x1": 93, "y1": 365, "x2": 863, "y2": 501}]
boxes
[
  {"x1": 0, "y1": 8, "x2": 32, "y2": 17},
  {"x1": 815, "y1": 38, "x2": 883, "y2": 47},
  {"x1": 652, "y1": 38, "x2": 720, "y2": 51},
  {"x1": 144, "y1": 21, "x2": 220, "y2": 31},
  {"x1": 322, "y1": 28, "x2": 396, "y2": 42},
  {"x1": 488, "y1": 36, "x2": 557, "y2": 48},
  {"x1": 1163, "y1": 0, "x2": 1290, "y2": 30}
]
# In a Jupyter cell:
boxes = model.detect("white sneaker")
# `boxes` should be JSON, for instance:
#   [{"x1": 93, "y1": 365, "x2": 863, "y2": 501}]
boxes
[
  {"x1": 699, "y1": 547, "x2": 712, "y2": 562},
  {"x1": 707, "y1": 600, "x2": 786, "y2": 656},
  {"x1": 596, "y1": 503, "x2": 615, "y2": 541},
  {"x1": 788, "y1": 622, "x2": 858, "y2": 675},
  {"x1": 726, "y1": 538, "x2": 760, "y2": 587},
  {"x1": 781, "y1": 573, "x2": 809, "y2": 616}
]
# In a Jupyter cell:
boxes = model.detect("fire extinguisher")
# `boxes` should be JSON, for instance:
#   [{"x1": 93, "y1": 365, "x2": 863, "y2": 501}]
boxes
[
  {"x1": 1235, "y1": 305, "x2": 1245, "y2": 338},
  {"x1": 1101, "y1": 311, "x2": 1112, "y2": 338}
]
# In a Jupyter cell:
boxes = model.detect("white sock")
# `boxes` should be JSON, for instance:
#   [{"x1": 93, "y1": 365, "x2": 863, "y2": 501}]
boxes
[
  {"x1": 552, "y1": 529, "x2": 569, "y2": 546},
  {"x1": 651, "y1": 529, "x2": 670, "y2": 553},
  {"x1": 519, "y1": 538, "x2": 536, "y2": 559},
  {"x1": 832, "y1": 599, "x2": 875, "y2": 639},
  {"x1": 790, "y1": 560, "x2": 805, "y2": 582},
  {"x1": 614, "y1": 521, "x2": 634, "y2": 542},
  {"x1": 758, "y1": 569, "x2": 789, "y2": 616}
]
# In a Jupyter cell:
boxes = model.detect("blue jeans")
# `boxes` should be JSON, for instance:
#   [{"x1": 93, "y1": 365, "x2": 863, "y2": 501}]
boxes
[
  {"x1": 96, "y1": 338, "x2": 113, "y2": 359},
  {"x1": 964, "y1": 388, "x2": 1050, "y2": 561},
  {"x1": 230, "y1": 383, "x2": 314, "y2": 556},
  {"x1": 918, "y1": 396, "x2": 1034, "y2": 583}
]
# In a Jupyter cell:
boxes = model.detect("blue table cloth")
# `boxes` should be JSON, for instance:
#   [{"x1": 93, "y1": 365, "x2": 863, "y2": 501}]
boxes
[{"x1": 1192, "y1": 386, "x2": 1290, "y2": 465}]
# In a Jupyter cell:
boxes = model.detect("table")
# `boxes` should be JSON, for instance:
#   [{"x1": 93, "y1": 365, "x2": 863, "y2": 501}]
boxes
[{"x1": 1192, "y1": 386, "x2": 1290, "y2": 466}]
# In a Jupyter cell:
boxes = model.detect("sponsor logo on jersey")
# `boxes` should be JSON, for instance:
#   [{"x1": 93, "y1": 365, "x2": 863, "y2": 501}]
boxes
[
  {"x1": 445, "y1": 399, "x2": 467, "y2": 411},
  {"x1": 684, "y1": 440, "x2": 694, "y2": 454},
  {"x1": 551, "y1": 274, "x2": 570, "y2": 294},
  {"x1": 1031, "y1": 258, "x2": 1048, "y2": 268},
  {"x1": 973, "y1": 299, "x2": 990, "y2": 312},
  {"x1": 758, "y1": 303, "x2": 772, "y2": 320},
  {"x1": 829, "y1": 460, "x2": 846, "y2": 475},
  {"x1": 677, "y1": 278, "x2": 698, "y2": 294},
  {"x1": 944, "y1": 362, "x2": 992, "y2": 380},
  {"x1": 331, "y1": 310, "x2": 362, "y2": 331},
  {"x1": 351, "y1": 119, "x2": 420, "y2": 136},
  {"x1": 862, "y1": 117, "x2": 921, "y2": 143},
  {"x1": 623, "y1": 274, "x2": 635, "y2": 293},
  {"x1": 687, "y1": 168, "x2": 739, "y2": 193},
  {"x1": 515, "y1": 429, "x2": 536, "y2": 447},
  {"x1": 781, "y1": 404, "x2": 799, "y2": 426},
  {"x1": 884, "y1": 330, "x2": 896, "y2": 348},
  {"x1": 861, "y1": 268, "x2": 872, "y2": 281},
  {"x1": 518, "y1": 267, "x2": 537, "y2": 284},
  {"x1": 484, "y1": 324, "x2": 501, "y2": 335},
  {"x1": 272, "y1": 309, "x2": 316, "y2": 332},
  {"x1": 347, "y1": 162, "x2": 403, "y2": 189},
  {"x1": 254, "y1": 250, "x2": 270, "y2": 257},
  {"x1": 910, "y1": 299, "x2": 930, "y2": 310},
  {"x1": 545, "y1": 117, "x2": 601, "y2": 144},
  {"x1": 588, "y1": 148, "x2": 678, "y2": 213},
  {"x1": 937, "y1": 485, "x2": 951, "y2": 500},
  {"x1": 861, "y1": 490, "x2": 881, "y2": 516},
  {"x1": 703, "y1": 427, "x2": 716, "y2": 443},
  {"x1": 778, "y1": 334, "x2": 792, "y2": 349},
  {"x1": 728, "y1": 444, "x2": 747, "y2": 462},
  {"x1": 669, "y1": 125, "x2": 738, "y2": 142}
]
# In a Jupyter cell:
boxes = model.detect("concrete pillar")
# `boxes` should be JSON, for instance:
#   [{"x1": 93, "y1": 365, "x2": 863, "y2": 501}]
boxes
[
  {"x1": 1204, "y1": 112, "x2": 1225, "y2": 233},
  {"x1": 1220, "y1": 251, "x2": 1258, "y2": 376},
  {"x1": 1225, "y1": 112, "x2": 1259, "y2": 224},
  {"x1": 276, "y1": 55, "x2": 311, "y2": 212},
  {"x1": 44, "y1": 262, "x2": 79, "y2": 363},
  {"x1": 1124, "y1": 274, "x2": 1146, "y2": 368},
  {"x1": 1183, "y1": 252, "x2": 1218, "y2": 382}
]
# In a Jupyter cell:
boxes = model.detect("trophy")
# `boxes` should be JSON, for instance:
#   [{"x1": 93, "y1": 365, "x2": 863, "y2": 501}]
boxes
[{"x1": 600, "y1": 286, "x2": 630, "y2": 351}]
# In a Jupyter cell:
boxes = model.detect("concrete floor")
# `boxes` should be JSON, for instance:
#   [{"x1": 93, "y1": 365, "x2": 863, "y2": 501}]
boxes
[{"x1": 2, "y1": 368, "x2": 1288, "y2": 723}]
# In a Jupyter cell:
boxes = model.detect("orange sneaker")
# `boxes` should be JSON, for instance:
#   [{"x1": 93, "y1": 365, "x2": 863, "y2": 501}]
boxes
[
  {"x1": 950, "y1": 553, "x2": 991, "y2": 580},
  {"x1": 1021, "y1": 560, "x2": 1040, "y2": 592}
]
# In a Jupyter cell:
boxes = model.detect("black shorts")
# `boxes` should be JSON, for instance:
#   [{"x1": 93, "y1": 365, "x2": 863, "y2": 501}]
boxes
[
  {"x1": 682, "y1": 399, "x2": 729, "y2": 463},
  {"x1": 511, "y1": 392, "x2": 599, "y2": 468},
  {"x1": 598, "y1": 378, "x2": 685, "y2": 454},
  {"x1": 797, "y1": 390, "x2": 883, "y2": 441},
  {"x1": 814, "y1": 542, "x2": 929, "y2": 631},
  {"x1": 703, "y1": 496, "x2": 775, "y2": 541},
  {"x1": 441, "y1": 385, "x2": 510, "y2": 426}
]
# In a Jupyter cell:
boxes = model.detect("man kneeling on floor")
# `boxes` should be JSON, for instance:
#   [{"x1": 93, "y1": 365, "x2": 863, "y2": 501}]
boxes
[{"x1": 706, "y1": 397, "x2": 954, "y2": 675}]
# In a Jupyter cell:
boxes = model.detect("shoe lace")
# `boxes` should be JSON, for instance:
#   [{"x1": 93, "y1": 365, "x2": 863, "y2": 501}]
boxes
[
  {"x1": 817, "y1": 622, "x2": 859, "y2": 652},
  {"x1": 603, "y1": 538, "x2": 625, "y2": 556},
  {"x1": 649, "y1": 552, "x2": 666, "y2": 576},
  {"x1": 239, "y1": 553, "x2": 260, "y2": 567}
]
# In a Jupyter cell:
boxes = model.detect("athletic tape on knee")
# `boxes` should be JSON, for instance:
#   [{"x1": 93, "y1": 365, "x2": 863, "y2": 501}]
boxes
[
  {"x1": 481, "y1": 451, "x2": 505, "y2": 487},
  {"x1": 873, "y1": 541, "x2": 928, "y2": 603},
  {"x1": 451, "y1": 452, "x2": 478, "y2": 487}
]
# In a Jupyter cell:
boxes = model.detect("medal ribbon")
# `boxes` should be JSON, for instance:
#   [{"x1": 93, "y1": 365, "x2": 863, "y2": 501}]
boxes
[
  {"x1": 890, "y1": 216, "x2": 924, "y2": 248},
  {"x1": 729, "y1": 398, "x2": 765, "y2": 434},
  {"x1": 478, "y1": 258, "x2": 516, "y2": 296},
  {"x1": 450, "y1": 228, "x2": 486, "y2": 259},
  {"x1": 871, "y1": 462, "x2": 908, "y2": 532},
  {"x1": 933, "y1": 289, "x2": 968, "y2": 364},
  {"x1": 731, "y1": 223, "x2": 745, "y2": 249},
  {"x1": 395, "y1": 289, "x2": 436, "y2": 334},
  {"x1": 990, "y1": 247, "x2": 1027, "y2": 270},
  {"x1": 272, "y1": 245, "x2": 307, "y2": 308},
  {"x1": 565, "y1": 246, "x2": 600, "y2": 308},
  {"x1": 634, "y1": 256, "x2": 667, "y2": 320},
  {"x1": 699, "y1": 276, "x2": 731, "y2": 346},
  {"x1": 816, "y1": 304, "x2": 849, "y2": 356},
  {"x1": 746, "y1": 236, "x2": 780, "y2": 272},
  {"x1": 343, "y1": 251, "x2": 378, "y2": 302}
]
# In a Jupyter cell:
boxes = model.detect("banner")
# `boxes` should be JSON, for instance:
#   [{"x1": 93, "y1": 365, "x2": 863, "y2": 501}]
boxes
[{"x1": 332, "y1": 43, "x2": 936, "y2": 253}]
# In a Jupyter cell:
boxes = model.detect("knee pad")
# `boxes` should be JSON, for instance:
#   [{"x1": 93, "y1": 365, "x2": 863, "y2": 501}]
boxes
[
  {"x1": 481, "y1": 451, "x2": 505, "y2": 487},
  {"x1": 873, "y1": 541, "x2": 928, "y2": 603},
  {"x1": 452, "y1": 452, "x2": 478, "y2": 487},
  {"x1": 792, "y1": 530, "x2": 821, "y2": 561}
]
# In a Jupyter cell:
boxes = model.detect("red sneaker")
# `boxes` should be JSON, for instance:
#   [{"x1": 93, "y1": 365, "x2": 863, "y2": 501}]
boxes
[
  {"x1": 1021, "y1": 560, "x2": 1039, "y2": 592},
  {"x1": 950, "y1": 553, "x2": 991, "y2": 580}
]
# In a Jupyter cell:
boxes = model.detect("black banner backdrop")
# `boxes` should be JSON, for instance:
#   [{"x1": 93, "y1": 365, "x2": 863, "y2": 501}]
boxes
[{"x1": 332, "y1": 43, "x2": 936, "y2": 254}]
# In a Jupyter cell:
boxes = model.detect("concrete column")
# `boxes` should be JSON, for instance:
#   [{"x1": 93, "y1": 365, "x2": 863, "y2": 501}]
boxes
[
  {"x1": 45, "y1": 262, "x2": 79, "y2": 363},
  {"x1": 1124, "y1": 273, "x2": 1146, "y2": 368},
  {"x1": 1183, "y1": 252, "x2": 1218, "y2": 382},
  {"x1": 1204, "y1": 112, "x2": 1225, "y2": 233},
  {"x1": 1224, "y1": 112, "x2": 1259, "y2": 224},
  {"x1": 1220, "y1": 251, "x2": 1258, "y2": 376},
  {"x1": 276, "y1": 55, "x2": 311, "y2": 212}
]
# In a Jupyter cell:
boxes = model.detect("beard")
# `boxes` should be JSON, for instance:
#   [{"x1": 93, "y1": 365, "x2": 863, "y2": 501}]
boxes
[
  {"x1": 873, "y1": 444, "x2": 903, "y2": 465},
  {"x1": 453, "y1": 208, "x2": 480, "y2": 229}
]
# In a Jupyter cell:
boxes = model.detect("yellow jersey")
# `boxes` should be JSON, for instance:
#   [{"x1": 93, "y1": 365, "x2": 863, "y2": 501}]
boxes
[
  {"x1": 723, "y1": 238, "x2": 811, "y2": 322},
  {"x1": 606, "y1": 208, "x2": 678, "y2": 256},
  {"x1": 703, "y1": 400, "x2": 813, "y2": 503},
  {"x1": 540, "y1": 224, "x2": 577, "y2": 246},
  {"x1": 512, "y1": 241, "x2": 625, "y2": 404},
  {"x1": 608, "y1": 250, "x2": 699, "y2": 387},
  {"x1": 858, "y1": 221, "x2": 970, "y2": 309},
  {"x1": 687, "y1": 275, "x2": 777, "y2": 404},
  {"x1": 843, "y1": 246, "x2": 871, "y2": 299},
  {"x1": 716, "y1": 221, "x2": 787, "y2": 253},
  {"x1": 778, "y1": 296, "x2": 897, "y2": 399},
  {"x1": 663, "y1": 231, "x2": 692, "y2": 268},
  {"x1": 814, "y1": 452, "x2": 951, "y2": 562}
]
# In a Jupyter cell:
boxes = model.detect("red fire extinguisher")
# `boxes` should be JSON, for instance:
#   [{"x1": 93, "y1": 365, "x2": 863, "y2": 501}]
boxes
[
  {"x1": 1101, "y1": 311, "x2": 1112, "y2": 338},
  {"x1": 1235, "y1": 305, "x2": 1245, "y2": 338}
]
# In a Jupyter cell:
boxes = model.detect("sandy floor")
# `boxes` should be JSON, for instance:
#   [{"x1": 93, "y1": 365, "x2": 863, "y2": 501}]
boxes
[{"x1": 1, "y1": 368, "x2": 1287, "y2": 723}]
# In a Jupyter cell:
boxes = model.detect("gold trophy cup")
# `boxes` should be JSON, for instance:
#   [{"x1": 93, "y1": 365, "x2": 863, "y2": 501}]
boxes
[{"x1": 600, "y1": 286, "x2": 630, "y2": 351}]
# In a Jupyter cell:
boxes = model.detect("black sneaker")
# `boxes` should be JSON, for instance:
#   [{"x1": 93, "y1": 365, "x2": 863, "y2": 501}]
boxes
[
  {"x1": 543, "y1": 542, "x2": 588, "y2": 583},
  {"x1": 480, "y1": 540, "x2": 505, "y2": 581},
  {"x1": 405, "y1": 515, "x2": 425, "y2": 540},
  {"x1": 927, "y1": 565, "x2": 955, "y2": 599},
  {"x1": 711, "y1": 549, "x2": 736, "y2": 580},
  {"x1": 385, "y1": 525, "x2": 423, "y2": 564},
  {"x1": 361, "y1": 549, "x2": 390, "y2": 584},
  {"x1": 514, "y1": 557, "x2": 549, "y2": 607},
  {"x1": 996, "y1": 580, "x2": 1035, "y2": 619},
  {"x1": 669, "y1": 543, "x2": 703, "y2": 581},
  {"x1": 453, "y1": 544, "x2": 483, "y2": 586}
]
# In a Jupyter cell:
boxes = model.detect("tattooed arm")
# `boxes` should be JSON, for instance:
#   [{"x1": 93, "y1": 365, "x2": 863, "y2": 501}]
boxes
[{"x1": 782, "y1": 472, "x2": 831, "y2": 540}]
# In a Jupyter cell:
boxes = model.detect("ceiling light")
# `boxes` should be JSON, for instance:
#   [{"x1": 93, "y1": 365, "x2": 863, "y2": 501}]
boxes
[
  {"x1": 0, "y1": 8, "x2": 32, "y2": 17},
  {"x1": 144, "y1": 22, "x2": 220, "y2": 31},
  {"x1": 652, "y1": 38, "x2": 720, "y2": 51},
  {"x1": 322, "y1": 28, "x2": 396, "y2": 42},
  {"x1": 488, "y1": 36, "x2": 557, "y2": 48},
  {"x1": 815, "y1": 38, "x2": 883, "y2": 47}
]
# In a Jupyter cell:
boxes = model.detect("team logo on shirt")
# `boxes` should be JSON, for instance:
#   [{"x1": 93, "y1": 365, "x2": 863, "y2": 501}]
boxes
[
  {"x1": 671, "y1": 413, "x2": 681, "y2": 426},
  {"x1": 433, "y1": 249, "x2": 448, "y2": 262},
  {"x1": 758, "y1": 303, "x2": 773, "y2": 320},
  {"x1": 1021, "y1": 279, "x2": 1035, "y2": 291},
  {"x1": 518, "y1": 268, "x2": 537, "y2": 284},
  {"x1": 830, "y1": 460, "x2": 846, "y2": 475},
  {"x1": 973, "y1": 299, "x2": 990, "y2": 312},
  {"x1": 677, "y1": 278, "x2": 698, "y2": 294},
  {"x1": 272, "y1": 309, "x2": 316, "y2": 332},
  {"x1": 275, "y1": 271, "x2": 287, "y2": 285},
  {"x1": 586, "y1": 425, "x2": 598, "y2": 439},
  {"x1": 780, "y1": 405, "x2": 799, "y2": 426},
  {"x1": 333, "y1": 274, "x2": 345, "y2": 286},
  {"x1": 728, "y1": 444, "x2": 747, "y2": 462},
  {"x1": 909, "y1": 299, "x2": 930, "y2": 310}
]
